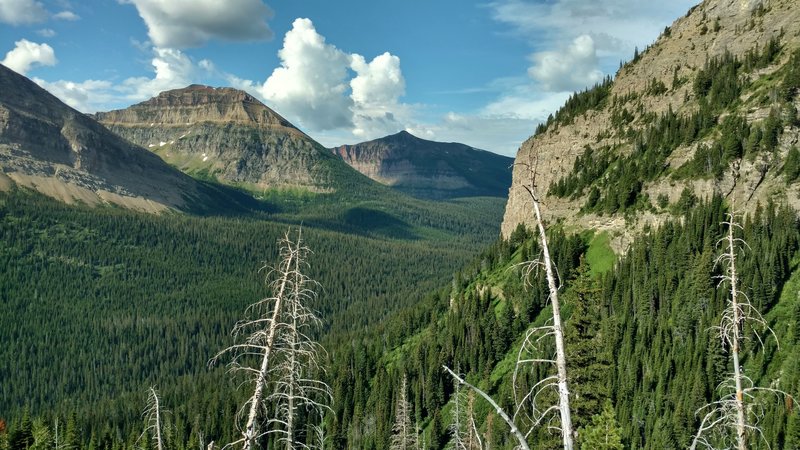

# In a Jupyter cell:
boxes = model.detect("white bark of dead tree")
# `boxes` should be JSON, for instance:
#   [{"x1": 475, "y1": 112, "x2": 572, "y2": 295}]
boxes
[
  {"x1": 443, "y1": 366, "x2": 530, "y2": 450},
  {"x1": 391, "y1": 375, "x2": 418, "y2": 450},
  {"x1": 211, "y1": 229, "x2": 331, "y2": 450},
  {"x1": 140, "y1": 386, "x2": 166, "y2": 450},
  {"x1": 513, "y1": 157, "x2": 574, "y2": 450},
  {"x1": 690, "y1": 212, "x2": 789, "y2": 450}
]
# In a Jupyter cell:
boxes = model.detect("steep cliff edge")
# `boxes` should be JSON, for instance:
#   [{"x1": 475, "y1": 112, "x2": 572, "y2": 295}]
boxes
[{"x1": 502, "y1": 0, "x2": 800, "y2": 250}]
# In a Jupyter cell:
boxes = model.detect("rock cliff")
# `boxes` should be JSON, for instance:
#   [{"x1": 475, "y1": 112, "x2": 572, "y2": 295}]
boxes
[
  {"x1": 0, "y1": 64, "x2": 207, "y2": 213},
  {"x1": 502, "y1": 0, "x2": 800, "y2": 250}
]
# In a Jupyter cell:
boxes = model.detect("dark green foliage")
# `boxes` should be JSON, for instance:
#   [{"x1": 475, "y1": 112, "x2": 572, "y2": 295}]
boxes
[
  {"x1": 565, "y1": 260, "x2": 612, "y2": 428},
  {"x1": 0, "y1": 188, "x2": 500, "y2": 449},
  {"x1": 535, "y1": 77, "x2": 613, "y2": 135},
  {"x1": 783, "y1": 49, "x2": 800, "y2": 101},
  {"x1": 578, "y1": 400, "x2": 624, "y2": 450}
]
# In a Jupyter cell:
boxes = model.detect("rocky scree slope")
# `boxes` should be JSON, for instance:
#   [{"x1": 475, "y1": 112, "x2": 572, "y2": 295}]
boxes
[
  {"x1": 0, "y1": 63, "x2": 207, "y2": 213},
  {"x1": 502, "y1": 0, "x2": 800, "y2": 250},
  {"x1": 95, "y1": 85, "x2": 361, "y2": 193},
  {"x1": 332, "y1": 130, "x2": 514, "y2": 199}
]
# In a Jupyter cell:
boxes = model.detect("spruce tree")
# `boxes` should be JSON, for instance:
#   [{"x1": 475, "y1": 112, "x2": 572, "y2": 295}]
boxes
[{"x1": 578, "y1": 400, "x2": 623, "y2": 450}]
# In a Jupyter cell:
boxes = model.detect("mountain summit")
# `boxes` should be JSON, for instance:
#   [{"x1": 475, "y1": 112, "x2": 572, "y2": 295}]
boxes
[
  {"x1": 96, "y1": 85, "x2": 353, "y2": 193},
  {"x1": 332, "y1": 130, "x2": 514, "y2": 199}
]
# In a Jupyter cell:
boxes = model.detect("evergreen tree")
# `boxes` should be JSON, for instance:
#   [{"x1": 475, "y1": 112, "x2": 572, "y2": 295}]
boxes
[
  {"x1": 565, "y1": 259, "x2": 611, "y2": 428},
  {"x1": 578, "y1": 400, "x2": 624, "y2": 450}
]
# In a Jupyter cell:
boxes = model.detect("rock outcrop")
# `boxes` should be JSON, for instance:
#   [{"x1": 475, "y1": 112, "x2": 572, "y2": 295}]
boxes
[
  {"x1": 0, "y1": 63, "x2": 206, "y2": 213},
  {"x1": 96, "y1": 85, "x2": 352, "y2": 193},
  {"x1": 502, "y1": 0, "x2": 800, "y2": 251},
  {"x1": 332, "y1": 131, "x2": 514, "y2": 199}
]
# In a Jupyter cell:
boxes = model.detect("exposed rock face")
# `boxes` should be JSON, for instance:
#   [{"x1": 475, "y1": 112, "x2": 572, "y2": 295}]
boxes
[
  {"x1": 332, "y1": 131, "x2": 514, "y2": 199},
  {"x1": 95, "y1": 85, "x2": 347, "y2": 192},
  {"x1": 502, "y1": 0, "x2": 800, "y2": 250},
  {"x1": 0, "y1": 63, "x2": 203, "y2": 213}
]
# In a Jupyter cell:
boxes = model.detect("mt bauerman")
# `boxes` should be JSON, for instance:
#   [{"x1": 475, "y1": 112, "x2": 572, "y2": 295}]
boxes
[
  {"x1": 95, "y1": 85, "x2": 358, "y2": 193},
  {"x1": 0, "y1": 64, "x2": 211, "y2": 213},
  {"x1": 502, "y1": 0, "x2": 800, "y2": 248},
  {"x1": 332, "y1": 130, "x2": 514, "y2": 199}
]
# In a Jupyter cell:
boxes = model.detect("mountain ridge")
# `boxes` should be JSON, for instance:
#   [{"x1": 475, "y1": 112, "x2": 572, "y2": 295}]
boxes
[
  {"x1": 96, "y1": 85, "x2": 357, "y2": 193},
  {"x1": 0, "y1": 63, "x2": 213, "y2": 213},
  {"x1": 332, "y1": 130, "x2": 514, "y2": 199}
]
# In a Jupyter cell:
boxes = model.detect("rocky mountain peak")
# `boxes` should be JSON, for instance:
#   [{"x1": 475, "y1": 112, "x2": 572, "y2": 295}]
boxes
[{"x1": 96, "y1": 85, "x2": 297, "y2": 130}]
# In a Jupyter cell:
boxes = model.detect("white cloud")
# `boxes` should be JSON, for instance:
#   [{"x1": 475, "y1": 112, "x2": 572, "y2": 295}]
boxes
[
  {"x1": 528, "y1": 34, "x2": 604, "y2": 92},
  {"x1": 350, "y1": 52, "x2": 407, "y2": 138},
  {"x1": 36, "y1": 28, "x2": 56, "y2": 37},
  {"x1": 2, "y1": 39, "x2": 57, "y2": 75},
  {"x1": 33, "y1": 78, "x2": 115, "y2": 112},
  {"x1": 259, "y1": 18, "x2": 353, "y2": 130},
  {"x1": 32, "y1": 46, "x2": 209, "y2": 112},
  {"x1": 53, "y1": 10, "x2": 79, "y2": 21},
  {"x1": 119, "y1": 47, "x2": 198, "y2": 101},
  {"x1": 0, "y1": 0, "x2": 48, "y2": 25},
  {"x1": 122, "y1": 0, "x2": 273, "y2": 48}
]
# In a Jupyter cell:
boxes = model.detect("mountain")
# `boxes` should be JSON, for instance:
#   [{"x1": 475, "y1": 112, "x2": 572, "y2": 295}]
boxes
[
  {"x1": 95, "y1": 85, "x2": 359, "y2": 193},
  {"x1": 331, "y1": 130, "x2": 514, "y2": 199},
  {"x1": 501, "y1": 0, "x2": 800, "y2": 249},
  {"x1": 0, "y1": 64, "x2": 217, "y2": 213}
]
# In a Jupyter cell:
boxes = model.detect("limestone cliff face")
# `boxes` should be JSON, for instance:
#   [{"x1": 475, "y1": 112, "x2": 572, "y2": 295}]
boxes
[
  {"x1": 0, "y1": 63, "x2": 203, "y2": 213},
  {"x1": 332, "y1": 131, "x2": 514, "y2": 199},
  {"x1": 95, "y1": 85, "x2": 347, "y2": 192},
  {"x1": 502, "y1": 0, "x2": 800, "y2": 249}
]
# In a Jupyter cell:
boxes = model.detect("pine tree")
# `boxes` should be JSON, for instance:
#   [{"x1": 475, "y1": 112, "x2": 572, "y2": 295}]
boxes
[{"x1": 578, "y1": 400, "x2": 623, "y2": 450}]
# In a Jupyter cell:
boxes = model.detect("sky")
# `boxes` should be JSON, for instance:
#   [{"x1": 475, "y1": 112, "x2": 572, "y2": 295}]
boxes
[{"x1": 0, "y1": 0, "x2": 699, "y2": 156}]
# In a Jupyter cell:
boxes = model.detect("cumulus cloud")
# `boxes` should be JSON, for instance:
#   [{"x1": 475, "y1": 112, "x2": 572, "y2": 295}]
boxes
[
  {"x1": 53, "y1": 10, "x2": 79, "y2": 21},
  {"x1": 2, "y1": 39, "x2": 57, "y2": 75},
  {"x1": 33, "y1": 78, "x2": 115, "y2": 112},
  {"x1": 33, "y1": 46, "x2": 209, "y2": 112},
  {"x1": 119, "y1": 47, "x2": 199, "y2": 100},
  {"x1": 235, "y1": 18, "x2": 409, "y2": 140},
  {"x1": 350, "y1": 52, "x2": 407, "y2": 137},
  {"x1": 122, "y1": 0, "x2": 273, "y2": 48},
  {"x1": 259, "y1": 18, "x2": 353, "y2": 130},
  {"x1": 528, "y1": 34, "x2": 604, "y2": 92},
  {"x1": 0, "y1": 0, "x2": 48, "y2": 25},
  {"x1": 37, "y1": 28, "x2": 56, "y2": 37}
]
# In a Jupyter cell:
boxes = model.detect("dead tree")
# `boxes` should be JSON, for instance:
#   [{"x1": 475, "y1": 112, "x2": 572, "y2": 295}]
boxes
[
  {"x1": 443, "y1": 157, "x2": 574, "y2": 450},
  {"x1": 391, "y1": 375, "x2": 417, "y2": 450},
  {"x1": 265, "y1": 230, "x2": 332, "y2": 449},
  {"x1": 690, "y1": 212, "x2": 787, "y2": 450},
  {"x1": 211, "y1": 229, "x2": 331, "y2": 450},
  {"x1": 140, "y1": 387, "x2": 166, "y2": 450},
  {"x1": 514, "y1": 157, "x2": 574, "y2": 450}
]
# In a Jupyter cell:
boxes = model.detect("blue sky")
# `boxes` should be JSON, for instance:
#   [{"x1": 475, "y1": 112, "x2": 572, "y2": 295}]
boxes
[{"x1": 0, "y1": 0, "x2": 698, "y2": 155}]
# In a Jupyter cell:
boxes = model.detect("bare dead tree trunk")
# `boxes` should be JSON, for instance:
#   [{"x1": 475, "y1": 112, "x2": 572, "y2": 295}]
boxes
[
  {"x1": 211, "y1": 229, "x2": 331, "y2": 450},
  {"x1": 513, "y1": 156, "x2": 573, "y2": 450},
  {"x1": 141, "y1": 387, "x2": 166, "y2": 450},
  {"x1": 725, "y1": 220, "x2": 747, "y2": 450},
  {"x1": 530, "y1": 192, "x2": 574, "y2": 450},
  {"x1": 391, "y1": 375, "x2": 417, "y2": 450},
  {"x1": 690, "y1": 212, "x2": 788, "y2": 450},
  {"x1": 443, "y1": 366, "x2": 530, "y2": 450}
]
